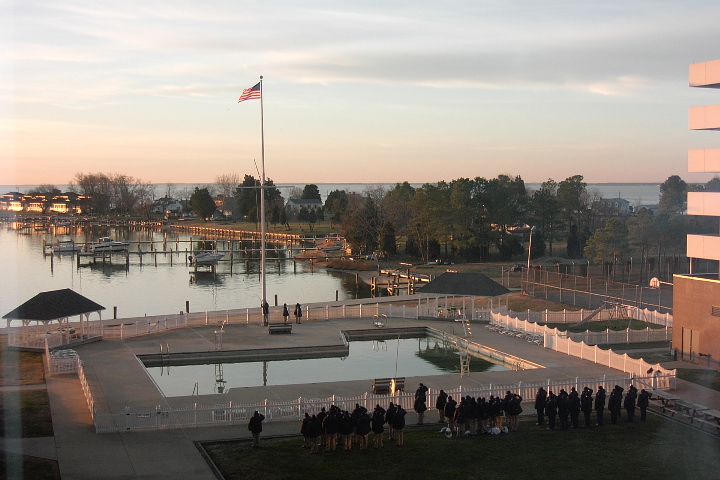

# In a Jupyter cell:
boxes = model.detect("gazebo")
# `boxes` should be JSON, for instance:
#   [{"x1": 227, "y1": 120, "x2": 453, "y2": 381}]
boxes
[
  {"x1": 3, "y1": 288, "x2": 105, "y2": 350},
  {"x1": 417, "y1": 272, "x2": 511, "y2": 320}
]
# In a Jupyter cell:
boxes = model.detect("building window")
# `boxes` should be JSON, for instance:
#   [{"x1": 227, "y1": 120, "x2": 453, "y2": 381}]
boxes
[{"x1": 711, "y1": 306, "x2": 720, "y2": 317}]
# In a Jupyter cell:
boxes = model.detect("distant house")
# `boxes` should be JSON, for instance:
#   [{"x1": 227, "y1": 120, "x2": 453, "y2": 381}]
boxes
[
  {"x1": 592, "y1": 197, "x2": 632, "y2": 217},
  {"x1": 285, "y1": 198, "x2": 323, "y2": 215},
  {"x1": 0, "y1": 192, "x2": 24, "y2": 211},
  {"x1": 49, "y1": 192, "x2": 87, "y2": 214},
  {"x1": 151, "y1": 196, "x2": 183, "y2": 215}
]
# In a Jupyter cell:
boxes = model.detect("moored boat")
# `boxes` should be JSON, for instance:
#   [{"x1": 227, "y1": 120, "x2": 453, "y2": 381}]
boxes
[
  {"x1": 51, "y1": 239, "x2": 82, "y2": 253},
  {"x1": 189, "y1": 252, "x2": 224, "y2": 266},
  {"x1": 91, "y1": 236, "x2": 129, "y2": 253}
]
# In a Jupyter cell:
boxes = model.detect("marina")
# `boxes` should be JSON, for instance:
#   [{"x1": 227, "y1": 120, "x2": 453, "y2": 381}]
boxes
[{"x1": 0, "y1": 221, "x2": 374, "y2": 324}]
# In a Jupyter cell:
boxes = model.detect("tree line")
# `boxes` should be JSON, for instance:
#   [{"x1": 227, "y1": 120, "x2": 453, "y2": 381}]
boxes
[{"x1": 39, "y1": 171, "x2": 720, "y2": 281}]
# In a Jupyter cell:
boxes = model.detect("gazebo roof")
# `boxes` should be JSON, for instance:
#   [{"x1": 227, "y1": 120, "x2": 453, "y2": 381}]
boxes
[
  {"x1": 417, "y1": 272, "x2": 510, "y2": 297},
  {"x1": 3, "y1": 288, "x2": 105, "y2": 321}
]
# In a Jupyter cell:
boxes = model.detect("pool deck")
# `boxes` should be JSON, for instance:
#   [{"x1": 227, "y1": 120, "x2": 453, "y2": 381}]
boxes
[{"x1": 8, "y1": 315, "x2": 720, "y2": 479}]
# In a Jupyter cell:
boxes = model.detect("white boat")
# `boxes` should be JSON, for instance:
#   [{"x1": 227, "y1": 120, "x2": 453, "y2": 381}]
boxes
[
  {"x1": 91, "y1": 237, "x2": 129, "y2": 253},
  {"x1": 51, "y1": 239, "x2": 82, "y2": 253},
  {"x1": 189, "y1": 252, "x2": 225, "y2": 266}
]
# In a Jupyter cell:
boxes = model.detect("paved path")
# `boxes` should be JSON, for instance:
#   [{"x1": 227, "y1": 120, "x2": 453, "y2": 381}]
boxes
[{"x1": 4, "y1": 315, "x2": 720, "y2": 479}]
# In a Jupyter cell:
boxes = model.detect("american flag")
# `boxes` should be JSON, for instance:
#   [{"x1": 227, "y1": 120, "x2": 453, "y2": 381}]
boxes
[{"x1": 238, "y1": 82, "x2": 261, "y2": 102}]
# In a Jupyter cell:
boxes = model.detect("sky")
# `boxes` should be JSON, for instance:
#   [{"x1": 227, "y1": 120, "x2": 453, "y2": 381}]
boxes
[{"x1": 3, "y1": 1, "x2": 720, "y2": 187}]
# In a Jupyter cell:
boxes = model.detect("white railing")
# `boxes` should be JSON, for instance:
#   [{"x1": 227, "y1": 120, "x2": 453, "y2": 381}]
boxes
[
  {"x1": 93, "y1": 373, "x2": 648, "y2": 433},
  {"x1": 9, "y1": 322, "x2": 104, "y2": 350},
  {"x1": 504, "y1": 306, "x2": 672, "y2": 327},
  {"x1": 490, "y1": 311, "x2": 676, "y2": 385}
]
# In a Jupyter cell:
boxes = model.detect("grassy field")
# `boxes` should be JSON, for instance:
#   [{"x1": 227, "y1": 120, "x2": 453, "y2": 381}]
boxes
[
  {"x1": 201, "y1": 414, "x2": 720, "y2": 480},
  {"x1": 0, "y1": 336, "x2": 46, "y2": 386},
  {"x1": 0, "y1": 452, "x2": 61, "y2": 480},
  {"x1": 677, "y1": 369, "x2": 720, "y2": 392}
]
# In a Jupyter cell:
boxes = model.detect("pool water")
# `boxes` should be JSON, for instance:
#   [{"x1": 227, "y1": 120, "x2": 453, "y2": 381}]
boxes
[{"x1": 145, "y1": 337, "x2": 508, "y2": 397}]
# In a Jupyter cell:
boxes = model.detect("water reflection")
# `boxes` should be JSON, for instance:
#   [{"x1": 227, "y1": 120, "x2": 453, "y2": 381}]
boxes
[{"x1": 0, "y1": 225, "x2": 373, "y2": 321}]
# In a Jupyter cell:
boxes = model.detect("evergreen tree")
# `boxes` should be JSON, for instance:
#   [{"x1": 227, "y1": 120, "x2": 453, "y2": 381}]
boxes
[{"x1": 190, "y1": 187, "x2": 217, "y2": 220}]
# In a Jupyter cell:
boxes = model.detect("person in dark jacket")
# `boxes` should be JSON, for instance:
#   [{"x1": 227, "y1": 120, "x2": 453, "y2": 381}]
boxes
[
  {"x1": 323, "y1": 407, "x2": 340, "y2": 452},
  {"x1": 355, "y1": 411, "x2": 372, "y2": 450},
  {"x1": 282, "y1": 303, "x2": 289, "y2": 323},
  {"x1": 294, "y1": 303, "x2": 303, "y2": 324},
  {"x1": 453, "y1": 397, "x2": 468, "y2": 435},
  {"x1": 436, "y1": 389, "x2": 448, "y2": 423},
  {"x1": 444, "y1": 396, "x2": 457, "y2": 434},
  {"x1": 261, "y1": 300, "x2": 269, "y2": 326},
  {"x1": 608, "y1": 385, "x2": 623, "y2": 425},
  {"x1": 307, "y1": 414, "x2": 322, "y2": 454},
  {"x1": 535, "y1": 387, "x2": 547, "y2": 426},
  {"x1": 624, "y1": 385, "x2": 638, "y2": 422},
  {"x1": 557, "y1": 389, "x2": 570, "y2": 431},
  {"x1": 414, "y1": 383, "x2": 429, "y2": 425},
  {"x1": 301, "y1": 412, "x2": 311, "y2": 448},
  {"x1": 569, "y1": 388, "x2": 581, "y2": 429},
  {"x1": 581, "y1": 387, "x2": 594, "y2": 427},
  {"x1": 386, "y1": 402, "x2": 397, "y2": 441},
  {"x1": 467, "y1": 396, "x2": 478, "y2": 434},
  {"x1": 340, "y1": 411, "x2": 354, "y2": 451},
  {"x1": 545, "y1": 392, "x2": 558, "y2": 430},
  {"x1": 247, "y1": 410, "x2": 265, "y2": 447},
  {"x1": 507, "y1": 393, "x2": 523, "y2": 432},
  {"x1": 371, "y1": 405, "x2": 386, "y2": 448},
  {"x1": 637, "y1": 389, "x2": 650, "y2": 421},
  {"x1": 392, "y1": 405, "x2": 407, "y2": 446},
  {"x1": 595, "y1": 385, "x2": 606, "y2": 426},
  {"x1": 477, "y1": 397, "x2": 489, "y2": 433}
]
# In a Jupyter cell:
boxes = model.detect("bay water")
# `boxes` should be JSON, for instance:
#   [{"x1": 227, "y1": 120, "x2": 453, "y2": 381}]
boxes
[{"x1": 0, "y1": 224, "x2": 368, "y2": 328}]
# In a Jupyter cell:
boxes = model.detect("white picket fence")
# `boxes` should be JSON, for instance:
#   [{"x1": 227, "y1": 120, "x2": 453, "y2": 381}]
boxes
[
  {"x1": 93, "y1": 373, "x2": 653, "y2": 433},
  {"x1": 490, "y1": 311, "x2": 676, "y2": 386},
  {"x1": 505, "y1": 306, "x2": 672, "y2": 326}
]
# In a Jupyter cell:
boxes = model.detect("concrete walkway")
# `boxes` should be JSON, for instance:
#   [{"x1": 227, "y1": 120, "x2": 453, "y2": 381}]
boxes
[{"x1": 5, "y1": 315, "x2": 720, "y2": 479}]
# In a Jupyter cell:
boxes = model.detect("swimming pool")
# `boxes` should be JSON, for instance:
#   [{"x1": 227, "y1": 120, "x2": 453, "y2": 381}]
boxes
[{"x1": 144, "y1": 336, "x2": 508, "y2": 397}]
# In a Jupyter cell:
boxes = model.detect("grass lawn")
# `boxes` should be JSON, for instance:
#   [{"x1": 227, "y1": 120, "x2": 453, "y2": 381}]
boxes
[
  {"x1": 677, "y1": 369, "x2": 720, "y2": 392},
  {"x1": 0, "y1": 336, "x2": 46, "y2": 386},
  {"x1": 0, "y1": 389, "x2": 54, "y2": 438},
  {"x1": 0, "y1": 452, "x2": 60, "y2": 480},
  {"x1": 201, "y1": 415, "x2": 720, "y2": 480}
]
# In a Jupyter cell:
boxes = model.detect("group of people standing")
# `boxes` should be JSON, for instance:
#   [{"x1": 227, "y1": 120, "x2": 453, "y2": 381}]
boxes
[
  {"x1": 435, "y1": 388, "x2": 524, "y2": 435},
  {"x1": 261, "y1": 302, "x2": 303, "y2": 325},
  {"x1": 300, "y1": 402, "x2": 408, "y2": 454},
  {"x1": 534, "y1": 384, "x2": 650, "y2": 431}
]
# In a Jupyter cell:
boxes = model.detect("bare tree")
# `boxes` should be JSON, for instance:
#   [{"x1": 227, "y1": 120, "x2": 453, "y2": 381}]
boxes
[{"x1": 215, "y1": 173, "x2": 240, "y2": 216}]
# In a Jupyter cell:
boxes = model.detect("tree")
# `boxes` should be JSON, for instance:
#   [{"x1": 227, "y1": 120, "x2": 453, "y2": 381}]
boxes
[
  {"x1": 566, "y1": 224, "x2": 582, "y2": 259},
  {"x1": 705, "y1": 176, "x2": 720, "y2": 192},
  {"x1": 301, "y1": 184, "x2": 321, "y2": 200},
  {"x1": 297, "y1": 206, "x2": 309, "y2": 226},
  {"x1": 307, "y1": 208, "x2": 317, "y2": 231},
  {"x1": 325, "y1": 190, "x2": 349, "y2": 228},
  {"x1": 530, "y1": 179, "x2": 560, "y2": 256},
  {"x1": 71, "y1": 172, "x2": 113, "y2": 214},
  {"x1": 583, "y1": 218, "x2": 630, "y2": 280},
  {"x1": 378, "y1": 221, "x2": 397, "y2": 256},
  {"x1": 381, "y1": 182, "x2": 415, "y2": 237},
  {"x1": 280, "y1": 207, "x2": 288, "y2": 229},
  {"x1": 344, "y1": 196, "x2": 380, "y2": 253},
  {"x1": 627, "y1": 207, "x2": 655, "y2": 285},
  {"x1": 235, "y1": 175, "x2": 260, "y2": 219},
  {"x1": 270, "y1": 204, "x2": 281, "y2": 228},
  {"x1": 215, "y1": 173, "x2": 240, "y2": 216},
  {"x1": 557, "y1": 175, "x2": 588, "y2": 231},
  {"x1": 190, "y1": 187, "x2": 217, "y2": 220},
  {"x1": 659, "y1": 175, "x2": 687, "y2": 213}
]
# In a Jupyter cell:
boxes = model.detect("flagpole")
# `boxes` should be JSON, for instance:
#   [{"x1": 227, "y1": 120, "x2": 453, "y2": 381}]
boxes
[{"x1": 259, "y1": 76, "x2": 267, "y2": 315}]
